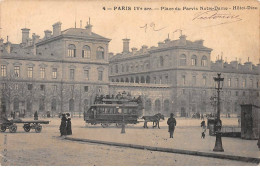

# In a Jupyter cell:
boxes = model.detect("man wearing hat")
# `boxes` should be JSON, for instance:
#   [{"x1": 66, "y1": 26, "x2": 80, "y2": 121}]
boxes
[{"x1": 167, "y1": 113, "x2": 177, "y2": 138}]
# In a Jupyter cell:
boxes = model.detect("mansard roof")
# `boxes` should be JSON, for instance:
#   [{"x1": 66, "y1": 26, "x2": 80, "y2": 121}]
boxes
[{"x1": 61, "y1": 28, "x2": 111, "y2": 41}]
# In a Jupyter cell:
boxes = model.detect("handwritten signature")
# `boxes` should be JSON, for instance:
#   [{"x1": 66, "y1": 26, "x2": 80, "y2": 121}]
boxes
[
  {"x1": 140, "y1": 22, "x2": 167, "y2": 32},
  {"x1": 192, "y1": 10, "x2": 242, "y2": 26}
]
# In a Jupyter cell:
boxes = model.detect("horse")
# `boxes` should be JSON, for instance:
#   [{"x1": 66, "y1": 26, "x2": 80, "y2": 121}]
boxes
[{"x1": 142, "y1": 113, "x2": 164, "y2": 129}]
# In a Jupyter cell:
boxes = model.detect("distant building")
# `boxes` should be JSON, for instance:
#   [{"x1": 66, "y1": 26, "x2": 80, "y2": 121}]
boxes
[
  {"x1": 0, "y1": 21, "x2": 111, "y2": 116},
  {"x1": 109, "y1": 36, "x2": 260, "y2": 116}
]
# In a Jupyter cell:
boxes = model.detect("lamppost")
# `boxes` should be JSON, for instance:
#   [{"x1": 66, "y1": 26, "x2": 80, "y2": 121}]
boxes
[{"x1": 213, "y1": 73, "x2": 224, "y2": 152}]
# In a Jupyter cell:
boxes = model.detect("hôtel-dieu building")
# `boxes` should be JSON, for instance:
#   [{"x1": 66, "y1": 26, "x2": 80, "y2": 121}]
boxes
[{"x1": 0, "y1": 22, "x2": 259, "y2": 117}]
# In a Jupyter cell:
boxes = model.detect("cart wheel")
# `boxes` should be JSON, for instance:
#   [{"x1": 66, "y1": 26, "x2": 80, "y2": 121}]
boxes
[
  {"x1": 101, "y1": 123, "x2": 109, "y2": 128},
  {"x1": 23, "y1": 124, "x2": 31, "y2": 132},
  {"x1": 35, "y1": 125, "x2": 42, "y2": 133},
  {"x1": 0, "y1": 125, "x2": 6, "y2": 132},
  {"x1": 9, "y1": 124, "x2": 17, "y2": 133}
]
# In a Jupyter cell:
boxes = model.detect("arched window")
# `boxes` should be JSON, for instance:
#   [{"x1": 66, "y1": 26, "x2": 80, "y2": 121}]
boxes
[
  {"x1": 96, "y1": 47, "x2": 104, "y2": 59},
  {"x1": 160, "y1": 56, "x2": 164, "y2": 67},
  {"x1": 135, "y1": 76, "x2": 139, "y2": 83},
  {"x1": 130, "y1": 77, "x2": 134, "y2": 83},
  {"x1": 120, "y1": 78, "x2": 124, "y2": 82},
  {"x1": 51, "y1": 98, "x2": 57, "y2": 111},
  {"x1": 141, "y1": 76, "x2": 145, "y2": 83},
  {"x1": 145, "y1": 99, "x2": 152, "y2": 111},
  {"x1": 125, "y1": 78, "x2": 129, "y2": 83},
  {"x1": 69, "y1": 99, "x2": 74, "y2": 112},
  {"x1": 164, "y1": 100, "x2": 170, "y2": 112},
  {"x1": 126, "y1": 65, "x2": 129, "y2": 72},
  {"x1": 191, "y1": 55, "x2": 197, "y2": 66},
  {"x1": 68, "y1": 44, "x2": 76, "y2": 57},
  {"x1": 115, "y1": 65, "x2": 118, "y2": 73},
  {"x1": 82, "y1": 45, "x2": 91, "y2": 58},
  {"x1": 116, "y1": 79, "x2": 119, "y2": 82},
  {"x1": 146, "y1": 76, "x2": 150, "y2": 83},
  {"x1": 155, "y1": 99, "x2": 161, "y2": 112},
  {"x1": 180, "y1": 54, "x2": 187, "y2": 66},
  {"x1": 13, "y1": 98, "x2": 19, "y2": 111},
  {"x1": 201, "y1": 56, "x2": 207, "y2": 66},
  {"x1": 121, "y1": 65, "x2": 125, "y2": 72}
]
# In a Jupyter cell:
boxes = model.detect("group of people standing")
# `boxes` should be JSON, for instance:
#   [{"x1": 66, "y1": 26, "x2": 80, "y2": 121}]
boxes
[{"x1": 59, "y1": 113, "x2": 72, "y2": 136}]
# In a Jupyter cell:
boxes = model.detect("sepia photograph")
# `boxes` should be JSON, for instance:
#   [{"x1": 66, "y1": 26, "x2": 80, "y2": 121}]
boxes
[{"x1": 0, "y1": 0, "x2": 259, "y2": 166}]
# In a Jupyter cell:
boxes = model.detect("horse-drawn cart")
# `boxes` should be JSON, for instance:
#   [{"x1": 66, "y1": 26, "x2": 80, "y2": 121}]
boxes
[{"x1": 0, "y1": 117, "x2": 49, "y2": 133}]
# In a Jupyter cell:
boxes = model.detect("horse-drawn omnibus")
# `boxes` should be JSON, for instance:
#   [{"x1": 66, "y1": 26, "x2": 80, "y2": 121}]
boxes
[{"x1": 84, "y1": 95, "x2": 143, "y2": 127}]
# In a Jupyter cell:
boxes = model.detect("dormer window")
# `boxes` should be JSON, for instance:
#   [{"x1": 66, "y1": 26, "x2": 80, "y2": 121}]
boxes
[{"x1": 68, "y1": 44, "x2": 76, "y2": 57}]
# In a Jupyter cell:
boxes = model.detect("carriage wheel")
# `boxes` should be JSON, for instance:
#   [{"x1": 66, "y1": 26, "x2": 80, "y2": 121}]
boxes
[
  {"x1": 35, "y1": 125, "x2": 42, "y2": 133},
  {"x1": 9, "y1": 124, "x2": 17, "y2": 133},
  {"x1": 23, "y1": 124, "x2": 31, "y2": 132},
  {"x1": 101, "y1": 123, "x2": 109, "y2": 128},
  {"x1": 0, "y1": 125, "x2": 6, "y2": 132}
]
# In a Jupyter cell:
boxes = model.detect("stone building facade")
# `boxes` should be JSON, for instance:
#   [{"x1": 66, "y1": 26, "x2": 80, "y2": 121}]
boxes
[
  {"x1": 109, "y1": 36, "x2": 260, "y2": 116},
  {"x1": 0, "y1": 22, "x2": 110, "y2": 116}
]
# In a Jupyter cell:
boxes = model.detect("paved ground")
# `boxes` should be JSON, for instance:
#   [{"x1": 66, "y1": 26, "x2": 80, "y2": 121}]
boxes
[{"x1": 0, "y1": 117, "x2": 258, "y2": 166}]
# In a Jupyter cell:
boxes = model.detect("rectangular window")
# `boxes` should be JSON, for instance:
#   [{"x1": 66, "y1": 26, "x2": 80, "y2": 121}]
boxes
[
  {"x1": 84, "y1": 70, "x2": 89, "y2": 80},
  {"x1": 1, "y1": 65, "x2": 7, "y2": 77},
  {"x1": 165, "y1": 76, "x2": 168, "y2": 84},
  {"x1": 250, "y1": 79, "x2": 253, "y2": 88},
  {"x1": 40, "y1": 68, "x2": 45, "y2": 79},
  {"x1": 192, "y1": 76, "x2": 196, "y2": 85},
  {"x1": 228, "y1": 78, "x2": 231, "y2": 87},
  {"x1": 52, "y1": 68, "x2": 57, "y2": 79},
  {"x1": 40, "y1": 84, "x2": 45, "y2": 91},
  {"x1": 203, "y1": 76, "x2": 206, "y2": 86},
  {"x1": 182, "y1": 75, "x2": 185, "y2": 85},
  {"x1": 98, "y1": 71, "x2": 103, "y2": 81},
  {"x1": 70, "y1": 85, "x2": 74, "y2": 91},
  {"x1": 14, "y1": 66, "x2": 20, "y2": 77},
  {"x1": 27, "y1": 67, "x2": 33, "y2": 78},
  {"x1": 15, "y1": 84, "x2": 18, "y2": 90},
  {"x1": 53, "y1": 85, "x2": 57, "y2": 91},
  {"x1": 70, "y1": 69, "x2": 75, "y2": 80},
  {"x1": 159, "y1": 76, "x2": 162, "y2": 84},
  {"x1": 235, "y1": 91, "x2": 239, "y2": 96},
  {"x1": 84, "y1": 86, "x2": 88, "y2": 92},
  {"x1": 242, "y1": 79, "x2": 246, "y2": 88},
  {"x1": 191, "y1": 59, "x2": 196, "y2": 66},
  {"x1": 236, "y1": 78, "x2": 239, "y2": 87},
  {"x1": 28, "y1": 84, "x2": 33, "y2": 90}
]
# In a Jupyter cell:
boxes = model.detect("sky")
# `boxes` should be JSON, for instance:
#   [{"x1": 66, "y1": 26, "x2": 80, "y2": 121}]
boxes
[{"x1": 0, "y1": 0, "x2": 259, "y2": 64}]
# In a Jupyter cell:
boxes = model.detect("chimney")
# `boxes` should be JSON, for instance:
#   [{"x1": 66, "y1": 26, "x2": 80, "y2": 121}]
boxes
[
  {"x1": 32, "y1": 33, "x2": 40, "y2": 44},
  {"x1": 195, "y1": 39, "x2": 204, "y2": 46},
  {"x1": 44, "y1": 30, "x2": 52, "y2": 39},
  {"x1": 122, "y1": 38, "x2": 130, "y2": 53},
  {"x1": 179, "y1": 35, "x2": 187, "y2": 45},
  {"x1": 230, "y1": 60, "x2": 238, "y2": 69},
  {"x1": 141, "y1": 45, "x2": 148, "y2": 52},
  {"x1": 108, "y1": 52, "x2": 114, "y2": 58},
  {"x1": 21, "y1": 28, "x2": 30, "y2": 44},
  {"x1": 131, "y1": 47, "x2": 137, "y2": 54},
  {"x1": 52, "y1": 22, "x2": 62, "y2": 36},
  {"x1": 85, "y1": 18, "x2": 93, "y2": 35},
  {"x1": 158, "y1": 42, "x2": 164, "y2": 47},
  {"x1": 0, "y1": 38, "x2": 3, "y2": 46}
]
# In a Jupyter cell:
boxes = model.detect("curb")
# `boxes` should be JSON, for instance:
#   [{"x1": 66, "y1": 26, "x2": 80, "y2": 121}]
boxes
[{"x1": 64, "y1": 137, "x2": 260, "y2": 164}]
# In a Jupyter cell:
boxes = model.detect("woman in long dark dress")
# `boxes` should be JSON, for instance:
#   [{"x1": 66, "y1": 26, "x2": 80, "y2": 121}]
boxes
[
  {"x1": 59, "y1": 114, "x2": 67, "y2": 136},
  {"x1": 66, "y1": 113, "x2": 72, "y2": 135}
]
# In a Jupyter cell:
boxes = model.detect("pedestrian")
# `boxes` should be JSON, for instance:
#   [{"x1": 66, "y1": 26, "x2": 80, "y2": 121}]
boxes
[
  {"x1": 34, "y1": 111, "x2": 38, "y2": 120},
  {"x1": 66, "y1": 113, "x2": 72, "y2": 135},
  {"x1": 167, "y1": 113, "x2": 177, "y2": 138},
  {"x1": 201, "y1": 120, "x2": 206, "y2": 139},
  {"x1": 59, "y1": 113, "x2": 67, "y2": 136}
]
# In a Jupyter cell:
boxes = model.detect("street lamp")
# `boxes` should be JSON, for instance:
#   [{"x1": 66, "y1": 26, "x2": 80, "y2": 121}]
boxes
[{"x1": 213, "y1": 73, "x2": 224, "y2": 152}]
